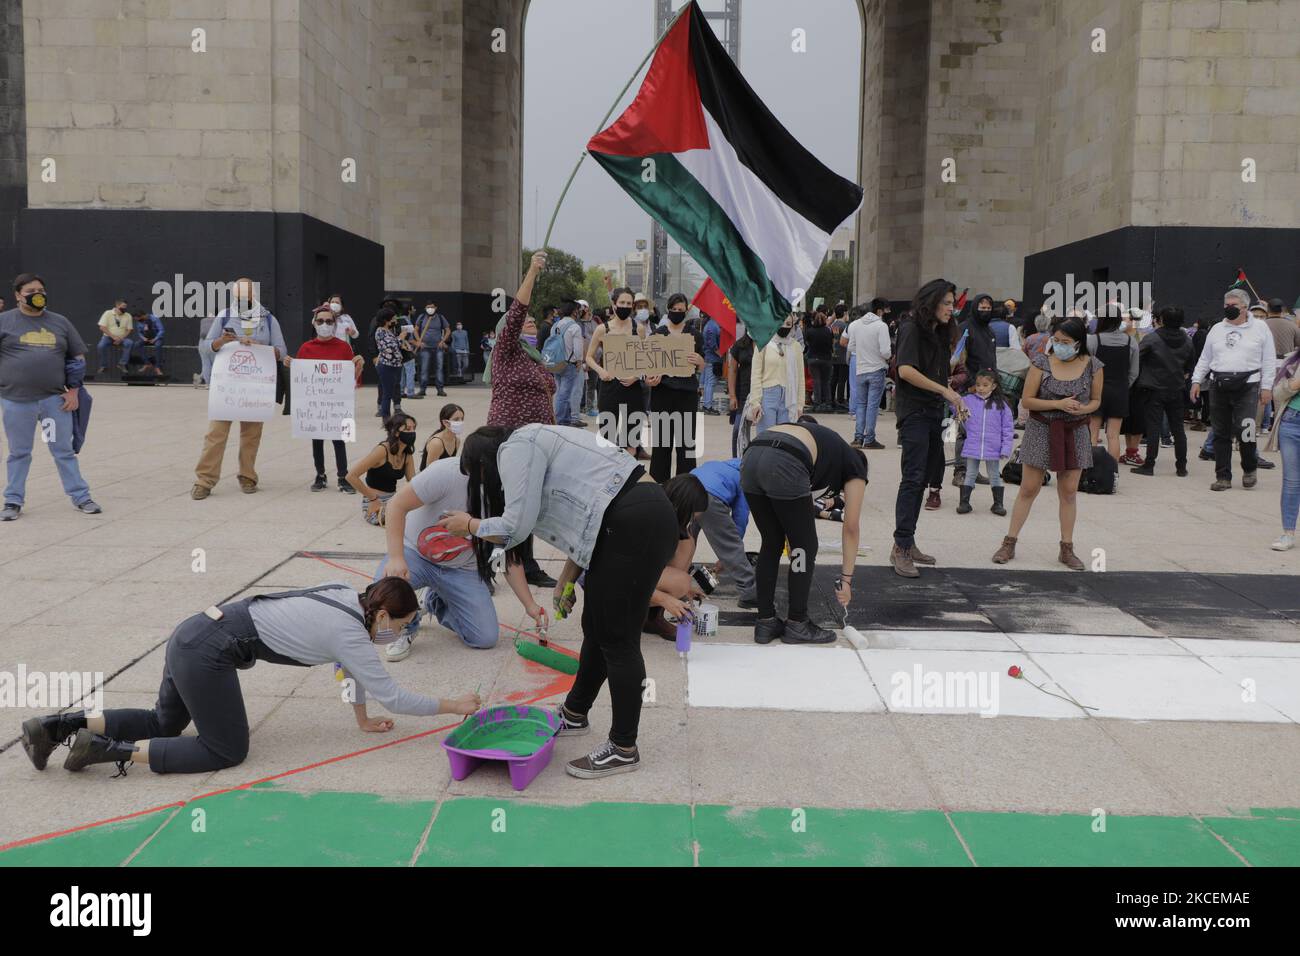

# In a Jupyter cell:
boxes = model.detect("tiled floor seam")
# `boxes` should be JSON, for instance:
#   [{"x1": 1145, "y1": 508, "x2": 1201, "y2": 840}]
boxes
[
  {"x1": 942, "y1": 811, "x2": 979, "y2": 866},
  {"x1": 120, "y1": 805, "x2": 184, "y2": 867}
]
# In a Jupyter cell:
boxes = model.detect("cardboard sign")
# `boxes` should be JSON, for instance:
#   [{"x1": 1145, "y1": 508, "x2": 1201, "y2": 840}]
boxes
[
  {"x1": 208, "y1": 343, "x2": 277, "y2": 421},
  {"x1": 602, "y1": 333, "x2": 696, "y2": 378},
  {"x1": 290, "y1": 359, "x2": 356, "y2": 441}
]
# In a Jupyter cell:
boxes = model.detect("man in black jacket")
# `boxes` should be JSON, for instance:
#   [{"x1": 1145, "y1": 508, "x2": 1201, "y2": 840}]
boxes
[{"x1": 1131, "y1": 306, "x2": 1196, "y2": 477}]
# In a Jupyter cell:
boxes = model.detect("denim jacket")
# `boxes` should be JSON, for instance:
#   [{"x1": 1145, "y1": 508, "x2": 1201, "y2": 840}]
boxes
[{"x1": 475, "y1": 424, "x2": 640, "y2": 569}]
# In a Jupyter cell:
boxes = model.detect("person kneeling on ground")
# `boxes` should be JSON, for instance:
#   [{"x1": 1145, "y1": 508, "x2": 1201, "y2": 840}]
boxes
[
  {"x1": 689, "y1": 458, "x2": 758, "y2": 608},
  {"x1": 442, "y1": 423, "x2": 678, "y2": 780},
  {"x1": 642, "y1": 475, "x2": 710, "y2": 640},
  {"x1": 347, "y1": 412, "x2": 418, "y2": 525},
  {"x1": 740, "y1": 420, "x2": 867, "y2": 645},
  {"x1": 21, "y1": 579, "x2": 480, "y2": 776}
]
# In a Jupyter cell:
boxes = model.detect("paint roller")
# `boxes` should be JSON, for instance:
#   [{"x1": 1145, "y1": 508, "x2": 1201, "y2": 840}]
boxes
[{"x1": 514, "y1": 638, "x2": 579, "y2": 675}]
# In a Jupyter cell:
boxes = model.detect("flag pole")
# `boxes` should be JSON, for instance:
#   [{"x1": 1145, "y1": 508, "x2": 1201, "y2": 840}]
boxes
[{"x1": 539, "y1": 3, "x2": 693, "y2": 251}]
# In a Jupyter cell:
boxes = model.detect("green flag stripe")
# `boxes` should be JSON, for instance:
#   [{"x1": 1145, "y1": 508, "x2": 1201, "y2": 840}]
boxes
[{"x1": 591, "y1": 151, "x2": 791, "y2": 348}]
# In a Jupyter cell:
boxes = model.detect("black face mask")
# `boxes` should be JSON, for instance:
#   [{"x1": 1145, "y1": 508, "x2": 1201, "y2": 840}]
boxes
[
  {"x1": 399, "y1": 432, "x2": 416, "y2": 450},
  {"x1": 1224, "y1": 305, "x2": 1241, "y2": 321},
  {"x1": 22, "y1": 291, "x2": 47, "y2": 310},
  {"x1": 669, "y1": 310, "x2": 686, "y2": 323},
  {"x1": 614, "y1": 306, "x2": 633, "y2": 320},
  {"x1": 776, "y1": 326, "x2": 792, "y2": 338}
]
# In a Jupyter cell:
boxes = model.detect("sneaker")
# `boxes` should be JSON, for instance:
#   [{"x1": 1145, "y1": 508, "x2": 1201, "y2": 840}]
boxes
[
  {"x1": 1176, "y1": 466, "x2": 1189, "y2": 477},
  {"x1": 338, "y1": 478, "x2": 356, "y2": 494},
  {"x1": 556, "y1": 705, "x2": 590, "y2": 737},
  {"x1": 754, "y1": 616, "x2": 785, "y2": 644},
  {"x1": 586, "y1": 408, "x2": 597, "y2": 418},
  {"x1": 190, "y1": 484, "x2": 210, "y2": 500},
  {"x1": 781, "y1": 619, "x2": 837, "y2": 645},
  {"x1": 525, "y1": 569, "x2": 558, "y2": 588},
  {"x1": 1257, "y1": 458, "x2": 1275, "y2": 470},
  {"x1": 436, "y1": 389, "x2": 447, "y2": 397},
  {"x1": 1129, "y1": 465, "x2": 1154, "y2": 476},
  {"x1": 1272, "y1": 533, "x2": 1295, "y2": 552},
  {"x1": 384, "y1": 634, "x2": 413, "y2": 662},
  {"x1": 311, "y1": 475, "x2": 328, "y2": 492},
  {"x1": 75, "y1": 499, "x2": 102, "y2": 514},
  {"x1": 1211, "y1": 478, "x2": 1232, "y2": 491},
  {"x1": 1161, "y1": 437, "x2": 1174, "y2": 447},
  {"x1": 565, "y1": 739, "x2": 640, "y2": 779},
  {"x1": 1118, "y1": 452, "x2": 1143, "y2": 466},
  {"x1": 924, "y1": 490, "x2": 941, "y2": 511},
  {"x1": 1198, "y1": 450, "x2": 1214, "y2": 461},
  {"x1": 850, "y1": 438, "x2": 864, "y2": 448},
  {"x1": 1, "y1": 503, "x2": 20, "y2": 521},
  {"x1": 864, "y1": 440, "x2": 886, "y2": 450},
  {"x1": 1242, "y1": 471, "x2": 1257, "y2": 489}
]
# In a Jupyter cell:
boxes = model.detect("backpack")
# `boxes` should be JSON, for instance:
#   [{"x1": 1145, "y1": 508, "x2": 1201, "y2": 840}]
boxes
[
  {"x1": 1080, "y1": 444, "x2": 1118, "y2": 494},
  {"x1": 1000, "y1": 445, "x2": 1051, "y2": 486},
  {"x1": 540, "y1": 317, "x2": 574, "y2": 373}
]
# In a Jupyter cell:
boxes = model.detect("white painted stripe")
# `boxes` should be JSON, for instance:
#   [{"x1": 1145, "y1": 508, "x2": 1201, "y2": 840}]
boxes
[{"x1": 676, "y1": 108, "x2": 833, "y2": 302}]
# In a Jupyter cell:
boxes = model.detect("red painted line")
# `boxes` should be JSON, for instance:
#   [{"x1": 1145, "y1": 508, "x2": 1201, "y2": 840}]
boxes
[
  {"x1": 299, "y1": 551, "x2": 373, "y2": 579},
  {"x1": 0, "y1": 802, "x2": 187, "y2": 853}
]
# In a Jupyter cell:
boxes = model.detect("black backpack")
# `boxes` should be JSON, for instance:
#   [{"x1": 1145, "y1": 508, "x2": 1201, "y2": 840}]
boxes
[
  {"x1": 1080, "y1": 445, "x2": 1118, "y2": 494},
  {"x1": 1000, "y1": 445, "x2": 1050, "y2": 486}
]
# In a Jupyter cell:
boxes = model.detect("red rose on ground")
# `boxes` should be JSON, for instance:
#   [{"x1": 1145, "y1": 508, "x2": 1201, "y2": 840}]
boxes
[{"x1": 1007, "y1": 665, "x2": 1023, "y2": 678}]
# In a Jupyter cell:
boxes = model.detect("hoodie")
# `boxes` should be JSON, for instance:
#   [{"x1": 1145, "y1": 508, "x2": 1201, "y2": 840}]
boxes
[
  {"x1": 1136, "y1": 325, "x2": 1195, "y2": 391},
  {"x1": 959, "y1": 294, "x2": 998, "y2": 382}
]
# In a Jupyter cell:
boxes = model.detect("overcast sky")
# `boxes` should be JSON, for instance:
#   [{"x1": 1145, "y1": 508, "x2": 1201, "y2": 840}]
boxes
[{"x1": 522, "y1": 0, "x2": 863, "y2": 268}]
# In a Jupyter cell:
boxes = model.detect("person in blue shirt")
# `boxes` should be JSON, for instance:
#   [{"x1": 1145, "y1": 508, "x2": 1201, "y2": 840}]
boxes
[
  {"x1": 134, "y1": 311, "x2": 165, "y2": 376},
  {"x1": 451, "y1": 321, "x2": 470, "y2": 378},
  {"x1": 690, "y1": 458, "x2": 755, "y2": 606},
  {"x1": 701, "y1": 314, "x2": 722, "y2": 414}
]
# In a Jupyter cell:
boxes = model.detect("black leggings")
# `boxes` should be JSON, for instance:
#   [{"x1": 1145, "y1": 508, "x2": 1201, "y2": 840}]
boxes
[
  {"x1": 649, "y1": 386, "x2": 697, "y2": 482},
  {"x1": 565, "y1": 482, "x2": 677, "y2": 748},
  {"x1": 312, "y1": 439, "x2": 348, "y2": 478},
  {"x1": 746, "y1": 492, "x2": 818, "y2": 621}
]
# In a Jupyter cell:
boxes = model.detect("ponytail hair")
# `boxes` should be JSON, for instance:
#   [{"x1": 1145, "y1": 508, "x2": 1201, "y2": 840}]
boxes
[
  {"x1": 359, "y1": 576, "x2": 418, "y2": 632},
  {"x1": 461, "y1": 425, "x2": 522, "y2": 583}
]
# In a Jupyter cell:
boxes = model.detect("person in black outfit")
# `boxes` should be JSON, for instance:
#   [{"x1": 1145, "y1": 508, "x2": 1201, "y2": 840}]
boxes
[
  {"x1": 1131, "y1": 306, "x2": 1196, "y2": 476},
  {"x1": 804, "y1": 312, "x2": 835, "y2": 411},
  {"x1": 892, "y1": 279, "x2": 966, "y2": 578},
  {"x1": 740, "y1": 421, "x2": 867, "y2": 645},
  {"x1": 647, "y1": 294, "x2": 707, "y2": 482},
  {"x1": 726, "y1": 325, "x2": 755, "y2": 456},
  {"x1": 950, "y1": 294, "x2": 999, "y2": 485}
]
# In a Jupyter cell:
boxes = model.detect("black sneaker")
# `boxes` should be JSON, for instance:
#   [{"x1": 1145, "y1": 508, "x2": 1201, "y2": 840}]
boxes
[
  {"x1": 781, "y1": 619, "x2": 838, "y2": 645},
  {"x1": 556, "y1": 705, "x2": 590, "y2": 737},
  {"x1": 525, "y1": 569, "x2": 558, "y2": 588},
  {"x1": 311, "y1": 475, "x2": 327, "y2": 492},
  {"x1": 1257, "y1": 458, "x2": 1275, "y2": 470},
  {"x1": 0, "y1": 504, "x2": 20, "y2": 521},
  {"x1": 63, "y1": 729, "x2": 137, "y2": 776},
  {"x1": 436, "y1": 389, "x2": 447, "y2": 397},
  {"x1": 75, "y1": 499, "x2": 102, "y2": 514},
  {"x1": 21, "y1": 712, "x2": 86, "y2": 771},
  {"x1": 864, "y1": 440, "x2": 886, "y2": 450},
  {"x1": 1130, "y1": 465, "x2": 1154, "y2": 476},
  {"x1": 1198, "y1": 450, "x2": 1214, "y2": 461},
  {"x1": 338, "y1": 478, "x2": 356, "y2": 494},
  {"x1": 754, "y1": 616, "x2": 785, "y2": 645},
  {"x1": 565, "y1": 739, "x2": 640, "y2": 779},
  {"x1": 1176, "y1": 466, "x2": 1189, "y2": 477}
]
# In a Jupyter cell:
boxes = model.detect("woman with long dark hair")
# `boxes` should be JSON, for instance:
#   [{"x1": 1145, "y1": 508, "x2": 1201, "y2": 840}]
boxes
[
  {"x1": 1087, "y1": 310, "x2": 1139, "y2": 461},
  {"x1": 346, "y1": 412, "x2": 418, "y2": 525},
  {"x1": 586, "y1": 286, "x2": 650, "y2": 454},
  {"x1": 890, "y1": 279, "x2": 966, "y2": 578},
  {"x1": 441, "y1": 423, "x2": 677, "y2": 779},
  {"x1": 20, "y1": 578, "x2": 481, "y2": 776},
  {"x1": 992, "y1": 315, "x2": 1103, "y2": 569},
  {"x1": 420, "y1": 402, "x2": 465, "y2": 469}
]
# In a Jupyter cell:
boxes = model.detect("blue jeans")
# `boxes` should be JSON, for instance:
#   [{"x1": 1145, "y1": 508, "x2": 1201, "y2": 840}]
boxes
[
  {"x1": 853, "y1": 369, "x2": 887, "y2": 443},
  {"x1": 138, "y1": 335, "x2": 164, "y2": 368},
  {"x1": 2, "y1": 395, "x2": 92, "y2": 507},
  {"x1": 377, "y1": 546, "x2": 499, "y2": 648},
  {"x1": 377, "y1": 364, "x2": 401, "y2": 419},
  {"x1": 455, "y1": 351, "x2": 469, "y2": 376},
  {"x1": 756, "y1": 385, "x2": 791, "y2": 434},
  {"x1": 402, "y1": 359, "x2": 416, "y2": 396},
  {"x1": 553, "y1": 363, "x2": 582, "y2": 425},
  {"x1": 1279, "y1": 408, "x2": 1300, "y2": 532},
  {"x1": 426, "y1": 348, "x2": 452, "y2": 390},
  {"x1": 963, "y1": 456, "x2": 1004, "y2": 487},
  {"x1": 700, "y1": 361, "x2": 718, "y2": 410},
  {"x1": 97, "y1": 335, "x2": 134, "y2": 369}
]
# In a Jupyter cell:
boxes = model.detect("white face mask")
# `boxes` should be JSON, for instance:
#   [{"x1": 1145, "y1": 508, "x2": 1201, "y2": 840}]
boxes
[
  {"x1": 329, "y1": 302, "x2": 342, "y2": 314},
  {"x1": 449, "y1": 420, "x2": 463, "y2": 435},
  {"x1": 636, "y1": 308, "x2": 650, "y2": 322},
  {"x1": 426, "y1": 308, "x2": 435, "y2": 315},
  {"x1": 315, "y1": 323, "x2": 335, "y2": 339}
]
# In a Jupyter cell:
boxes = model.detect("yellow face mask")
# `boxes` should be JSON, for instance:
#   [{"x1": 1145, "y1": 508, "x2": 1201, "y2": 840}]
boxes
[{"x1": 25, "y1": 291, "x2": 47, "y2": 310}]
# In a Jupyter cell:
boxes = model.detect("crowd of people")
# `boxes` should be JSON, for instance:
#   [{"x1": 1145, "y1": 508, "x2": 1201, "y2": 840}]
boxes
[{"x1": 7, "y1": 258, "x2": 1300, "y2": 784}]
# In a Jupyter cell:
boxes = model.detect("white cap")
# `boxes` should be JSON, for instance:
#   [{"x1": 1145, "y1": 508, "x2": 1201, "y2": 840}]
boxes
[{"x1": 576, "y1": 299, "x2": 588, "y2": 309}]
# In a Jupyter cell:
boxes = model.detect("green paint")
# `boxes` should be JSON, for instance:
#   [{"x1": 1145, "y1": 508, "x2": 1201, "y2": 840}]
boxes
[
  {"x1": 129, "y1": 790, "x2": 437, "y2": 867},
  {"x1": 950, "y1": 812, "x2": 1243, "y2": 867},
  {"x1": 418, "y1": 799, "x2": 693, "y2": 867},
  {"x1": 693, "y1": 805, "x2": 972, "y2": 867},
  {"x1": 1204, "y1": 812, "x2": 1300, "y2": 867},
  {"x1": 0, "y1": 811, "x2": 172, "y2": 868},
  {"x1": 445, "y1": 704, "x2": 559, "y2": 757}
]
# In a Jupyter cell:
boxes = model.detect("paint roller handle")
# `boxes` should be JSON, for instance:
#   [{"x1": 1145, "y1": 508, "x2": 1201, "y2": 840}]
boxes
[{"x1": 553, "y1": 581, "x2": 577, "y2": 620}]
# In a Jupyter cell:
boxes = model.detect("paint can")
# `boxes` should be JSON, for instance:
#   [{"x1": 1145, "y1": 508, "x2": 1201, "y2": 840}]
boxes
[{"x1": 693, "y1": 602, "x2": 719, "y2": 637}]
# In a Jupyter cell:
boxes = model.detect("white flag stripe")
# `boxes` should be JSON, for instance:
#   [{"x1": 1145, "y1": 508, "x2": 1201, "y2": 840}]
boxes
[{"x1": 676, "y1": 107, "x2": 834, "y2": 302}]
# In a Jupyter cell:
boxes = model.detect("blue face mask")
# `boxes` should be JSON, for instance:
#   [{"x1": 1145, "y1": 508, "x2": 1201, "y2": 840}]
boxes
[{"x1": 1052, "y1": 341, "x2": 1078, "y2": 360}]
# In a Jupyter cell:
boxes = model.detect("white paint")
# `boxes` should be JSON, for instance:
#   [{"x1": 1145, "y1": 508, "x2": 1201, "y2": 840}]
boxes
[
  {"x1": 861, "y1": 650, "x2": 1081, "y2": 719},
  {"x1": 861, "y1": 630, "x2": 1018, "y2": 652},
  {"x1": 1198, "y1": 657, "x2": 1300, "y2": 722},
  {"x1": 1174, "y1": 638, "x2": 1300, "y2": 659},
  {"x1": 1010, "y1": 633, "x2": 1192, "y2": 656},
  {"x1": 686, "y1": 644, "x2": 883, "y2": 713}
]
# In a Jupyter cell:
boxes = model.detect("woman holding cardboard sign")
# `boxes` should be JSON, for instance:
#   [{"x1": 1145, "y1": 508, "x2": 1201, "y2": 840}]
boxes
[
  {"x1": 288, "y1": 305, "x2": 366, "y2": 493},
  {"x1": 647, "y1": 293, "x2": 707, "y2": 481},
  {"x1": 586, "y1": 287, "x2": 649, "y2": 454}
]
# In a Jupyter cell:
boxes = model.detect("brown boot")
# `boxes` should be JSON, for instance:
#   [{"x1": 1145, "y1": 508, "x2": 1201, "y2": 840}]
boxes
[
  {"x1": 908, "y1": 543, "x2": 936, "y2": 565},
  {"x1": 991, "y1": 535, "x2": 1017, "y2": 564},
  {"x1": 890, "y1": 544, "x2": 920, "y2": 578},
  {"x1": 1059, "y1": 541, "x2": 1085, "y2": 571},
  {"x1": 642, "y1": 606, "x2": 677, "y2": 641}
]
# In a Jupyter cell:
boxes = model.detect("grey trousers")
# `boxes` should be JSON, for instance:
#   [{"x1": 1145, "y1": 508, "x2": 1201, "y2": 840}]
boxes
[{"x1": 696, "y1": 494, "x2": 756, "y2": 600}]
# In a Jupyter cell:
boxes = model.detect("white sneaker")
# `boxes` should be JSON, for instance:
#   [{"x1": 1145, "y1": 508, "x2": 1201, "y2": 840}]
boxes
[
  {"x1": 385, "y1": 634, "x2": 413, "y2": 662},
  {"x1": 1272, "y1": 533, "x2": 1295, "y2": 552}
]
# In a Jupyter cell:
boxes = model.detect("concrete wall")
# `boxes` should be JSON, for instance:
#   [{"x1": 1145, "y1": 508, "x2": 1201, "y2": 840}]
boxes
[
  {"x1": 0, "y1": 3, "x2": 26, "y2": 287},
  {"x1": 851, "y1": 0, "x2": 882, "y2": 304}
]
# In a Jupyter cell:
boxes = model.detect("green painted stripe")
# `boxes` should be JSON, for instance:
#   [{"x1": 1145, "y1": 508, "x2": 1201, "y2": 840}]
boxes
[
  {"x1": 590, "y1": 150, "x2": 791, "y2": 347},
  {"x1": 0, "y1": 811, "x2": 173, "y2": 868},
  {"x1": 1204, "y1": 812, "x2": 1300, "y2": 867}
]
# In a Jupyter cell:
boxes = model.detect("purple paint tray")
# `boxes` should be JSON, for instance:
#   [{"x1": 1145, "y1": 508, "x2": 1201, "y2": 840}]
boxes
[{"x1": 441, "y1": 704, "x2": 562, "y2": 791}]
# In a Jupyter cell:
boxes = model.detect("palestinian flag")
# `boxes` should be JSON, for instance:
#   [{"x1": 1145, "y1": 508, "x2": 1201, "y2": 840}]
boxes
[
  {"x1": 587, "y1": 0, "x2": 863, "y2": 349},
  {"x1": 1229, "y1": 269, "x2": 1249, "y2": 290},
  {"x1": 692, "y1": 277, "x2": 738, "y2": 354}
]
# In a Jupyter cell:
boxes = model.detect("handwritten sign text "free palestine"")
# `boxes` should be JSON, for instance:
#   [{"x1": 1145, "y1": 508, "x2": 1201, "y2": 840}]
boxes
[{"x1": 602, "y1": 333, "x2": 696, "y2": 378}]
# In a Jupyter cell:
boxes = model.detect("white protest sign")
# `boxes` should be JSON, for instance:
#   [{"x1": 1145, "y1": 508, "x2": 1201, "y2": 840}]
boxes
[
  {"x1": 291, "y1": 359, "x2": 356, "y2": 440},
  {"x1": 208, "y1": 343, "x2": 278, "y2": 422}
]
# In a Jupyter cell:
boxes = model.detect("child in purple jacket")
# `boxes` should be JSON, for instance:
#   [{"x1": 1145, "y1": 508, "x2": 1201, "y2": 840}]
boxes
[{"x1": 958, "y1": 370, "x2": 1015, "y2": 516}]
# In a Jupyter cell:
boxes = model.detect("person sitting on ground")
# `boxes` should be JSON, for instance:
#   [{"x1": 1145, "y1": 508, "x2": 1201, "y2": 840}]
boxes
[
  {"x1": 290, "y1": 305, "x2": 366, "y2": 493},
  {"x1": 643, "y1": 475, "x2": 710, "y2": 640},
  {"x1": 690, "y1": 458, "x2": 757, "y2": 607},
  {"x1": 420, "y1": 402, "x2": 465, "y2": 469},
  {"x1": 347, "y1": 412, "x2": 418, "y2": 526},
  {"x1": 133, "y1": 310, "x2": 165, "y2": 376},
  {"x1": 96, "y1": 298, "x2": 134, "y2": 374},
  {"x1": 20, "y1": 579, "x2": 481, "y2": 776}
]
